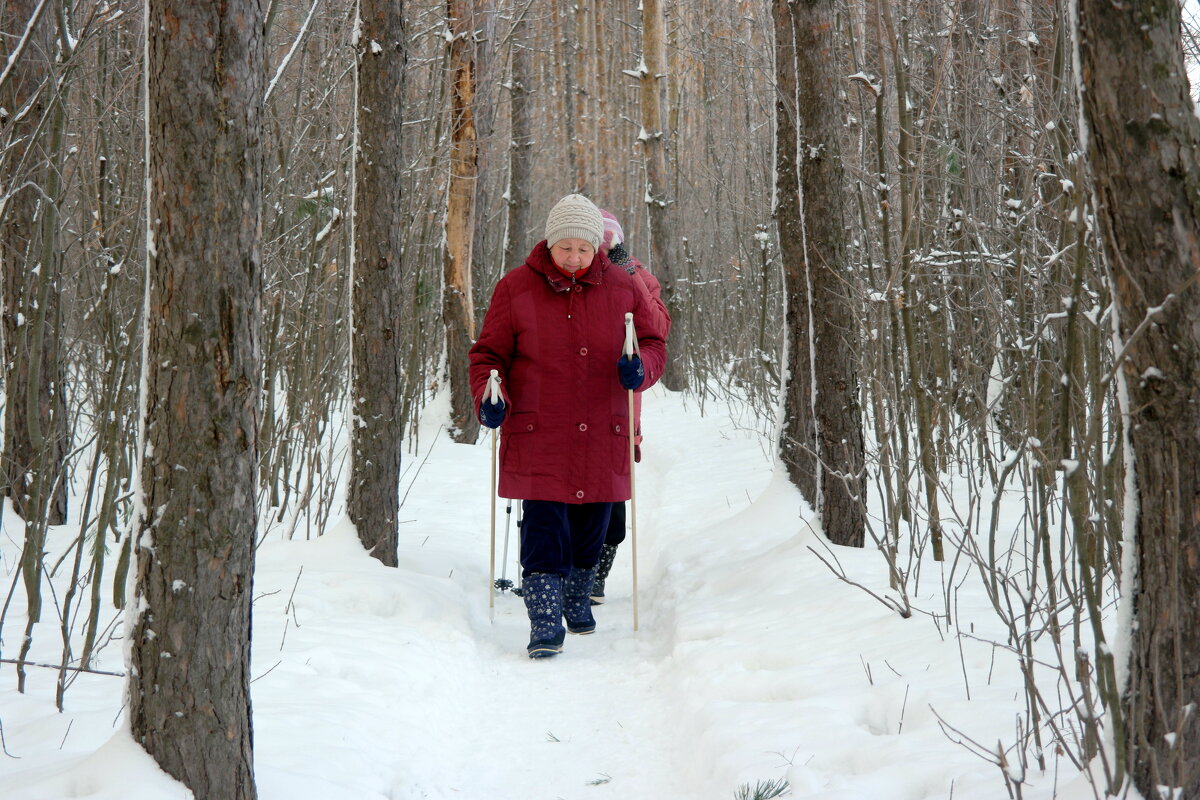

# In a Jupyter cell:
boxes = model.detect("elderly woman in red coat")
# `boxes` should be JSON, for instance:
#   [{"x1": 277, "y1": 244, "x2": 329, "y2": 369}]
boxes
[{"x1": 469, "y1": 194, "x2": 667, "y2": 659}]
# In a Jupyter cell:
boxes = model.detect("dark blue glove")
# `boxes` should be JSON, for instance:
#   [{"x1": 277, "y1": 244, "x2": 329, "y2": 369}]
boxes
[
  {"x1": 617, "y1": 354, "x2": 644, "y2": 390},
  {"x1": 479, "y1": 397, "x2": 506, "y2": 429}
]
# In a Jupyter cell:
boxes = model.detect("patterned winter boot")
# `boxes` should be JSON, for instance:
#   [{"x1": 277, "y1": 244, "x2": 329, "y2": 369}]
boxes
[
  {"x1": 523, "y1": 573, "x2": 566, "y2": 658},
  {"x1": 563, "y1": 565, "x2": 599, "y2": 634},
  {"x1": 589, "y1": 544, "x2": 619, "y2": 605}
]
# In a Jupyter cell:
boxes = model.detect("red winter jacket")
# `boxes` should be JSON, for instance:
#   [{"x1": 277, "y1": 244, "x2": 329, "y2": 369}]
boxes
[{"x1": 469, "y1": 241, "x2": 668, "y2": 504}]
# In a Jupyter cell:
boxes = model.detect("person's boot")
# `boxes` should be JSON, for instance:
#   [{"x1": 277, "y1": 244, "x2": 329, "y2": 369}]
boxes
[
  {"x1": 523, "y1": 573, "x2": 565, "y2": 658},
  {"x1": 589, "y1": 543, "x2": 619, "y2": 605},
  {"x1": 563, "y1": 565, "x2": 598, "y2": 634}
]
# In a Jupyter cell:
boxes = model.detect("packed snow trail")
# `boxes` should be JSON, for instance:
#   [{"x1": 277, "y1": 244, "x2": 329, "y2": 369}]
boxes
[
  {"x1": 2, "y1": 386, "x2": 1098, "y2": 799},
  {"x1": 239, "y1": 387, "x2": 776, "y2": 799}
]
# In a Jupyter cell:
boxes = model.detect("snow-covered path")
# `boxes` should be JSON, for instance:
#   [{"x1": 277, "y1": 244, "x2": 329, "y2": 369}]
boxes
[{"x1": 2, "y1": 388, "x2": 1093, "y2": 799}]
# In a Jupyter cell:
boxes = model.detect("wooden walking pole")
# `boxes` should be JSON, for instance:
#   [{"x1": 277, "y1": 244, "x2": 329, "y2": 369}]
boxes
[
  {"x1": 487, "y1": 369, "x2": 501, "y2": 619},
  {"x1": 624, "y1": 313, "x2": 640, "y2": 631}
]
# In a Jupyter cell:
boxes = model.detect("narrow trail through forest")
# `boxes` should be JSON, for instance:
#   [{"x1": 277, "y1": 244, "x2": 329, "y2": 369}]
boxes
[
  {"x1": 4, "y1": 388, "x2": 1040, "y2": 800},
  {"x1": 246, "y1": 387, "x2": 779, "y2": 799}
]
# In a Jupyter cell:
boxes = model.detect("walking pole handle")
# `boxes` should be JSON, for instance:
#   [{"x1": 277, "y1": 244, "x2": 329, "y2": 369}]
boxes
[
  {"x1": 623, "y1": 313, "x2": 636, "y2": 357},
  {"x1": 487, "y1": 368, "x2": 501, "y2": 404}
]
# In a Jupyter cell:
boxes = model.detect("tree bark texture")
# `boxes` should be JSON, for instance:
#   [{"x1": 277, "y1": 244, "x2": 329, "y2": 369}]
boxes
[
  {"x1": 443, "y1": 0, "x2": 479, "y2": 444},
  {"x1": 772, "y1": 0, "x2": 817, "y2": 507},
  {"x1": 468, "y1": 0, "x2": 498, "y2": 300},
  {"x1": 503, "y1": 18, "x2": 533, "y2": 270},
  {"x1": 640, "y1": 0, "x2": 686, "y2": 391},
  {"x1": 1, "y1": 0, "x2": 68, "y2": 527},
  {"x1": 554, "y1": 1, "x2": 579, "y2": 191},
  {"x1": 1077, "y1": 2, "x2": 1200, "y2": 796},
  {"x1": 350, "y1": 0, "x2": 406, "y2": 565},
  {"x1": 130, "y1": 1, "x2": 264, "y2": 797},
  {"x1": 791, "y1": 0, "x2": 865, "y2": 547}
]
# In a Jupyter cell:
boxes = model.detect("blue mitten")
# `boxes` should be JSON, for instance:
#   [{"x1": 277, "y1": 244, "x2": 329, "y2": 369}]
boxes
[
  {"x1": 480, "y1": 398, "x2": 507, "y2": 429},
  {"x1": 617, "y1": 354, "x2": 644, "y2": 390}
]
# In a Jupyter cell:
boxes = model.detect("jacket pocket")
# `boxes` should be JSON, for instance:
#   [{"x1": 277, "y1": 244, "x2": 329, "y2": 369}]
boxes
[
  {"x1": 611, "y1": 415, "x2": 631, "y2": 476},
  {"x1": 502, "y1": 411, "x2": 537, "y2": 473}
]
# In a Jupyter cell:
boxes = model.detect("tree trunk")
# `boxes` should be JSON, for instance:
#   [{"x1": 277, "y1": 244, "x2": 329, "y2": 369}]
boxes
[
  {"x1": 553, "y1": 1, "x2": 579, "y2": 191},
  {"x1": 1076, "y1": 2, "x2": 1200, "y2": 796},
  {"x1": 1, "y1": 0, "x2": 68, "y2": 529},
  {"x1": 639, "y1": 0, "x2": 686, "y2": 390},
  {"x1": 130, "y1": 1, "x2": 263, "y2": 797},
  {"x1": 443, "y1": 0, "x2": 480, "y2": 444},
  {"x1": 350, "y1": 0, "x2": 407, "y2": 565},
  {"x1": 772, "y1": 0, "x2": 817, "y2": 507},
  {"x1": 503, "y1": 11, "x2": 533, "y2": 270},
  {"x1": 469, "y1": 0, "x2": 498, "y2": 293},
  {"x1": 791, "y1": 0, "x2": 865, "y2": 547}
]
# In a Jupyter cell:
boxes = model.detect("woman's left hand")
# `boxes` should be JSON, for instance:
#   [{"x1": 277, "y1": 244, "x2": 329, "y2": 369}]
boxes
[{"x1": 617, "y1": 354, "x2": 644, "y2": 390}]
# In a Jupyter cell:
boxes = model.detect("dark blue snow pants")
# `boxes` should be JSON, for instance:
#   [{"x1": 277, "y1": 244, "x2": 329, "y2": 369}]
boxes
[
  {"x1": 604, "y1": 500, "x2": 627, "y2": 546},
  {"x1": 520, "y1": 500, "x2": 612, "y2": 579}
]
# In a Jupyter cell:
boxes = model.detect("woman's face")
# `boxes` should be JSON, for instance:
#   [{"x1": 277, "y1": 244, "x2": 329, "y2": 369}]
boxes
[{"x1": 549, "y1": 238, "x2": 596, "y2": 272}]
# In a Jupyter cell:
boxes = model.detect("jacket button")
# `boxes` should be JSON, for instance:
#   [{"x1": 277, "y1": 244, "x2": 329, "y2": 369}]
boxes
[
  {"x1": 576, "y1": 490, "x2": 584, "y2": 499},
  {"x1": 578, "y1": 423, "x2": 588, "y2": 431},
  {"x1": 573, "y1": 285, "x2": 582, "y2": 292},
  {"x1": 615, "y1": 424, "x2": 621, "y2": 433},
  {"x1": 526, "y1": 424, "x2": 534, "y2": 431},
  {"x1": 579, "y1": 347, "x2": 588, "y2": 356}
]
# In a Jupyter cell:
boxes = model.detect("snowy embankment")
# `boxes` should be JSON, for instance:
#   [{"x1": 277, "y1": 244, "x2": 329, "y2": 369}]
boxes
[{"x1": 2, "y1": 387, "x2": 1104, "y2": 799}]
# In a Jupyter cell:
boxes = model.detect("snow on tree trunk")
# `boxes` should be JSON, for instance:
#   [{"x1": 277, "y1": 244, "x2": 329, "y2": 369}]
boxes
[
  {"x1": 129, "y1": 1, "x2": 263, "y2": 796},
  {"x1": 639, "y1": 0, "x2": 686, "y2": 391},
  {"x1": 788, "y1": 0, "x2": 865, "y2": 548},
  {"x1": 350, "y1": 0, "x2": 406, "y2": 564},
  {"x1": 771, "y1": 0, "x2": 817, "y2": 507},
  {"x1": 1076, "y1": 1, "x2": 1200, "y2": 795}
]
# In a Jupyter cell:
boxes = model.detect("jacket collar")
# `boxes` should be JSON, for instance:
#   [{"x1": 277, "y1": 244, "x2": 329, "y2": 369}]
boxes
[{"x1": 524, "y1": 240, "x2": 609, "y2": 291}]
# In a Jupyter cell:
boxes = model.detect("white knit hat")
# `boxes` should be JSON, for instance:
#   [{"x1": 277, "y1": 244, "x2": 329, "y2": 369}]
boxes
[{"x1": 544, "y1": 194, "x2": 604, "y2": 250}]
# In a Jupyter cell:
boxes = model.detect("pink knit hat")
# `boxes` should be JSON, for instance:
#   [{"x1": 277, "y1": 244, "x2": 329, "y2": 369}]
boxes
[{"x1": 599, "y1": 209, "x2": 624, "y2": 253}]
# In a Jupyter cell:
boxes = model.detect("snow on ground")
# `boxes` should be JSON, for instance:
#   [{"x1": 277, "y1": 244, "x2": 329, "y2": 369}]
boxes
[{"x1": 1, "y1": 387, "x2": 1104, "y2": 799}]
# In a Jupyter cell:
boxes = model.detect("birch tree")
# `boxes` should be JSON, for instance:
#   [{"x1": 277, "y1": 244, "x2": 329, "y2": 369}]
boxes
[{"x1": 129, "y1": 0, "x2": 263, "y2": 795}]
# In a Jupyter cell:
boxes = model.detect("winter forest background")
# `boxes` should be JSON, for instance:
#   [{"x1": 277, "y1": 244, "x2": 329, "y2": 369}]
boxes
[{"x1": 2, "y1": 1, "x2": 1200, "y2": 799}]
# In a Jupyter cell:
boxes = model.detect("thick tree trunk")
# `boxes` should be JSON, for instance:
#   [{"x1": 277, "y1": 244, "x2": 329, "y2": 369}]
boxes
[
  {"x1": 1076, "y1": 2, "x2": 1200, "y2": 796},
  {"x1": 1, "y1": 0, "x2": 68, "y2": 528},
  {"x1": 791, "y1": 0, "x2": 865, "y2": 547},
  {"x1": 130, "y1": 2, "x2": 264, "y2": 797},
  {"x1": 350, "y1": 0, "x2": 406, "y2": 565},
  {"x1": 443, "y1": 0, "x2": 479, "y2": 444},
  {"x1": 639, "y1": 0, "x2": 686, "y2": 390},
  {"x1": 772, "y1": 0, "x2": 817, "y2": 507}
]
